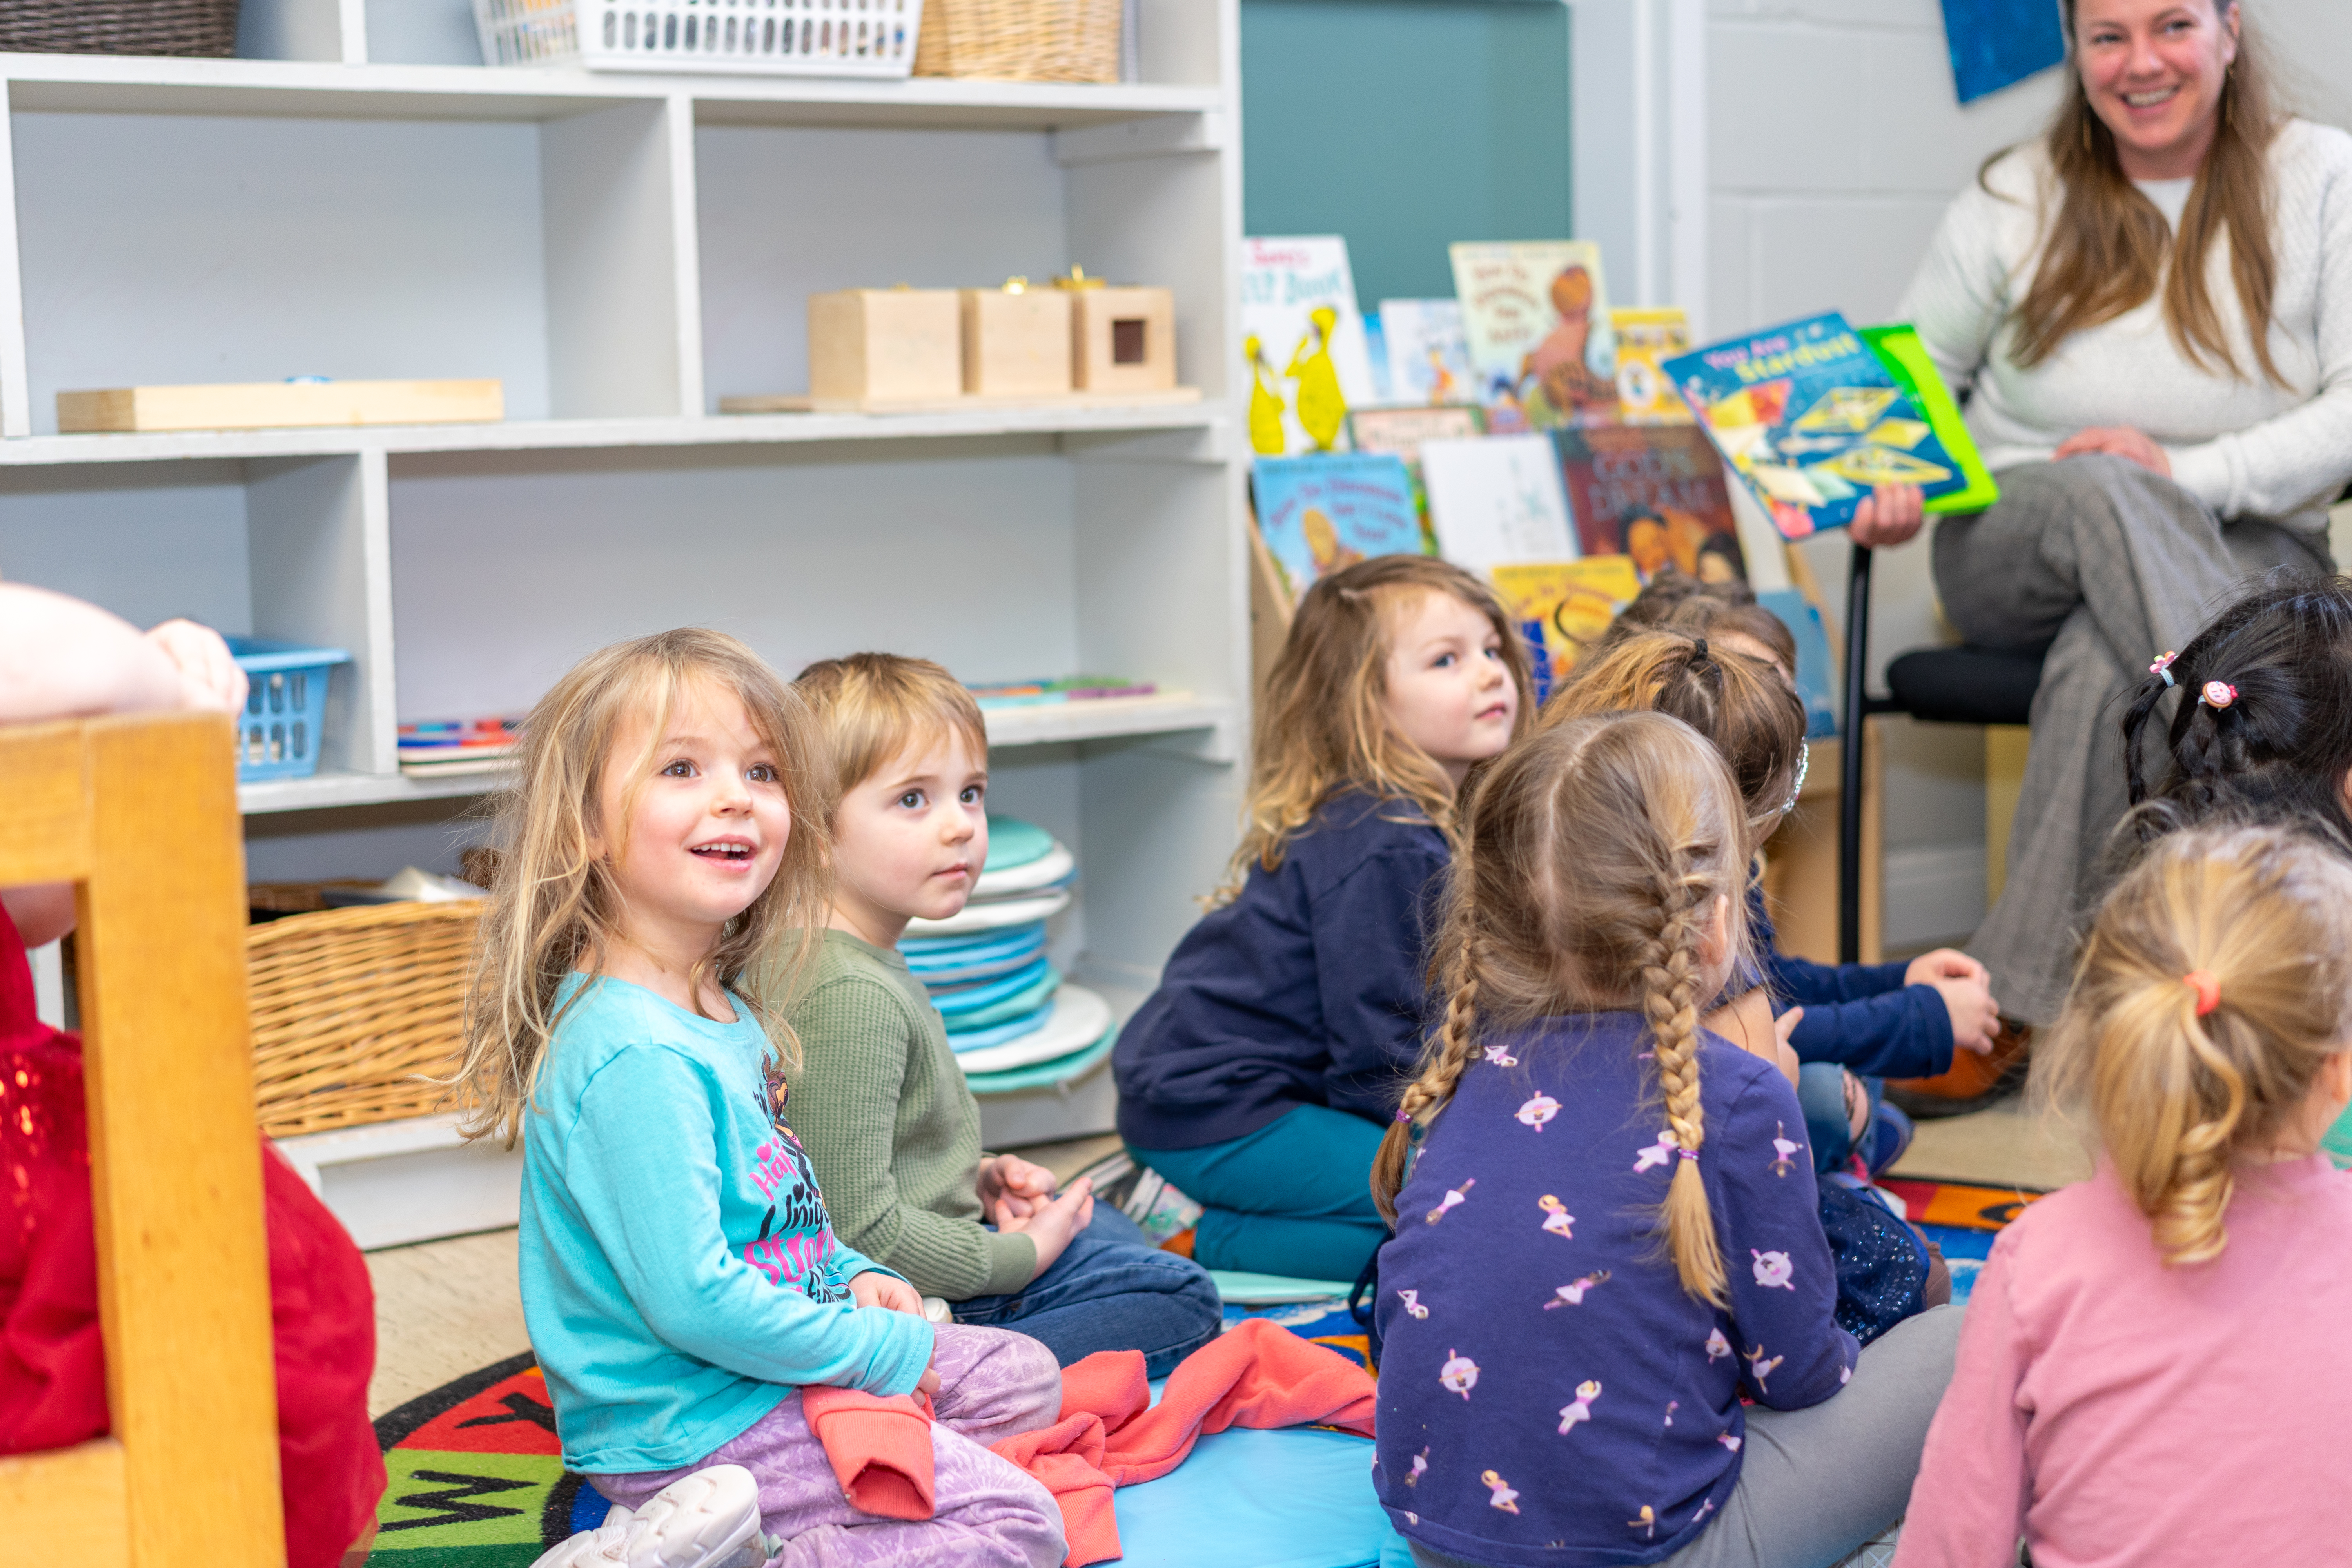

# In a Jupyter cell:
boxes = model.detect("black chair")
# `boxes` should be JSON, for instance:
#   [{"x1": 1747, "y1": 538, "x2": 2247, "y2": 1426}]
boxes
[{"x1": 1832, "y1": 544, "x2": 2049, "y2": 963}]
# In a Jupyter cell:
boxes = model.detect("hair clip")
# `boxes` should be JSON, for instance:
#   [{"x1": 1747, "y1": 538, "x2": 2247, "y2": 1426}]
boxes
[
  {"x1": 2183, "y1": 969, "x2": 2220, "y2": 1017},
  {"x1": 2149, "y1": 651, "x2": 2178, "y2": 688},
  {"x1": 2199, "y1": 681, "x2": 2238, "y2": 710}
]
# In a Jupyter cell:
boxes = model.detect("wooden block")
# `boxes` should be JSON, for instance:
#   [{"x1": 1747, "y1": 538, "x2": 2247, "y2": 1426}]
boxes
[
  {"x1": 1070, "y1": 286, "x2": 1176, "y2": 392},
  {"x1": 809, "y1": 289, "x2": 961, "y2": 404},
  {"x1": 56, "y1": 379, "x2": 503, "y2": 433},
  {"x1": 0, "y1": 1439, "x2": 129, "y2": 1565},
  {"x1": 960, "y1": 288, "x2": 1073, "y2": 397},
  {"x1": 718, "y1": 387, "x2": 1202, "y2": 415}
]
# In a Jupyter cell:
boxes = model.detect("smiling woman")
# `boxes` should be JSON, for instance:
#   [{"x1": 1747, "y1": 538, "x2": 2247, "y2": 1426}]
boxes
[{"x1": 1869, "y1": 0, "x2": 2352, "y2": 1038}]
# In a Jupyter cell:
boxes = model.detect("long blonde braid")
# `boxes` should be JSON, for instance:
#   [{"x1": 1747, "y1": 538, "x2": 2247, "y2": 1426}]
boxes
[
  {"x1": 1368, "y1": 710, "x2": 1751, "y2": 1299},
  {"x1": 1639, "y1": 860, "x2": 1729, "y2": 1304}
]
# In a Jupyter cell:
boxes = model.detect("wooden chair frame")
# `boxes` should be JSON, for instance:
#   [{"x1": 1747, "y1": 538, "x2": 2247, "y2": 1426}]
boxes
[{"x1": 0, "y1": 713, "x2": 284, "y2": 1566}]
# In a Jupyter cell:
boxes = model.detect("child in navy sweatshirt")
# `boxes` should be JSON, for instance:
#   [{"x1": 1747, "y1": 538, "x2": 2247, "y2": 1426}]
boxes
[
  {"x1": 1114, "y1": 556, "x2": 1535, "y2": 1281},
  {"x1": 1371, "y1": 711, "x2": 1959, "y2": 1568}
]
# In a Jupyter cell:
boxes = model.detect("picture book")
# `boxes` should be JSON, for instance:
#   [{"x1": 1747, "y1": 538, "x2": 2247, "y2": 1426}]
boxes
[
  {"x1": 1421, "y1": 434, "x2": 1579, "y2": 577},
  {"x1": 397, "y1": 715, "x2": 524, "y2": 777},
  {"x1": 1662, "y1": 311, "x2": 1971, "y2": 540},
  {"x1": 1859, "y1": 323, "x2": 1999, "y2": 514},
  {"x1": 1361, "y1": 311, "x2": 1394, "y2": 403},
  {"x1": 1757, "y1": 589, "x2": 1840, "y2": 740},
  {"x1": 1447, "y1": 241, "x2": 1618, "y2": 428},
  {"x1": 1376, "y1": 298, "x2": 1476, "y2": 406},
  {"x1": 1609, "y1": 307, "x2": 1694, "y2": 425},
  {"x1": 1553, "y1": 424, "x2": 1747, "y2": 584},
  {"x1": 1492, "y1": 556, "x2": 1643, "y2": 704},
  {"x1": 1251, "y1": 452, "x2": 1425, "y2": 601},
  {"x1": 1241, "y1": 236, "x2": 1381, "y2": 453},
  {"x1": 1348, "y1": 405, "x2": 1486, "y2": 550}
]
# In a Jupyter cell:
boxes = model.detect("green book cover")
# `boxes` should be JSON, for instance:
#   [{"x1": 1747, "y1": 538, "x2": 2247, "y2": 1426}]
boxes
[{"x1": 1860, "y1": 323, "x2": 1999, "y2": 515}]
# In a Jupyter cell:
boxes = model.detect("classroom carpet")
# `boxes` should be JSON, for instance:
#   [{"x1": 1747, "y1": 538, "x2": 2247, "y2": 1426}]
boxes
[{"x1": 362, "y1": 1179, "x2": 2032, "y2": 1568}]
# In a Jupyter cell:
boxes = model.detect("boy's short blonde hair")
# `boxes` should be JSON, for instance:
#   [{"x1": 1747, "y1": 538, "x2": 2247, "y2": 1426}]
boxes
[{"x1": 795, "y1": 653, "x2": 989, "y2": 810}]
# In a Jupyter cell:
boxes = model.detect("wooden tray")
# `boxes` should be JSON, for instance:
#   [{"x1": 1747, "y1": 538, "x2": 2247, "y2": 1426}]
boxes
[
  {"x1": 58, "y1": 378, "x2": 505, "y2": 433},
  {"x1": 719, "y1": 386, "x2": 1201, "y2": 415}
]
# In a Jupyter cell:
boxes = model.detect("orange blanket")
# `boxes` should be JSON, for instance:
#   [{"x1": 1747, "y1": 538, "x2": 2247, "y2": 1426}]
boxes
[
  {"x1": 989, "y1": 1319, "x2": 1377, "y2": 1567},
  {"x1": 799, "y1": 1385, "x2": 936, "y2": 1521}
]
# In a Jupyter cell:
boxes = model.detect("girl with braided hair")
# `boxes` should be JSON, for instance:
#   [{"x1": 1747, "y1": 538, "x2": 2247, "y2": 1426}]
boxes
[
  {"x1": 1370, "y1": 711, "x2": 1959, "y2": 1568},
  {"x1": 1897, "y1": 824, "x2": 2352, "y2": 1567},
  {"x1": 2116, "y1": 568, "x2": 2352, "y2": 1168}
]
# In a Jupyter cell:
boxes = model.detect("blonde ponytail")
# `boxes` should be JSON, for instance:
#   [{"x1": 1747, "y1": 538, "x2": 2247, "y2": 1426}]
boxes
[{"x1": 2045, "y1": 824, "x2": 2352, "y2": 1265}]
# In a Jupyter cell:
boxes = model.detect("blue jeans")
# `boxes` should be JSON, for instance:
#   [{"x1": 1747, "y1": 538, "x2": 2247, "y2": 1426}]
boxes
[
  {"x1": 948, "y1": 1205, "x2": 1222, "y2": 1379},
  {"x1": 1129, "y1": 1103, "x2": 1390, "y2": 1282}
]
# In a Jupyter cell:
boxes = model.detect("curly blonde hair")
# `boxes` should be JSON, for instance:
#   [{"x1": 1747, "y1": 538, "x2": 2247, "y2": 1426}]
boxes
[
  {"x1": 1221, "y1": 555, "x2": 1534, "y2": 900},
  {"x1": 2042, "y1": 822, "x2": 2352, "y2": 1265},
  {"x1": 1370, "y1": 710, "x2": 1753, "y2": 1304},
  {"x1": 456, "y1": 628, "x2": 833, "y2": 1145}
]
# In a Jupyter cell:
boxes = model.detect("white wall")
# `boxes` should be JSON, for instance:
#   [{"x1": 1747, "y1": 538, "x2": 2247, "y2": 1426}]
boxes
[{"x1": 1697, "y1": 0, "x2": 2352, "y2": 947}]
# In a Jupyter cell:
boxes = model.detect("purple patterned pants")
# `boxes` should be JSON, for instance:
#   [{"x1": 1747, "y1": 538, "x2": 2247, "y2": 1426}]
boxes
[{"x1": 591, "y1": 1324, "x2": 1067, "y2": 1568}]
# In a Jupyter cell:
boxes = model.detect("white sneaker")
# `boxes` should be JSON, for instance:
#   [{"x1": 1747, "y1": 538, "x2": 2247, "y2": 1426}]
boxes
[{"x1": 532, "y1": 1464, "x2": 765, "y2": 1568}]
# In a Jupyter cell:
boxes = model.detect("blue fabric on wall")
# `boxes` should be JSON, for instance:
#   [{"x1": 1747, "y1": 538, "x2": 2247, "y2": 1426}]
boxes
[{"x1": 1940, "y1": 0, "x2": 2067, "y2": 104}]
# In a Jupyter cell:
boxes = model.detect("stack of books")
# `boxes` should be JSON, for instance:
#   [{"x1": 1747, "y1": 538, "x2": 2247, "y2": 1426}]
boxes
[
  {"x1": 967, "y1": 677, "x2": 1157, "y2": 710},
  {"x1": 397, "y1": 717, "x2": 524, "y2": 777},
  {"x1": 897, "y1": 816, "x2": 1114, "y2": 1093}
]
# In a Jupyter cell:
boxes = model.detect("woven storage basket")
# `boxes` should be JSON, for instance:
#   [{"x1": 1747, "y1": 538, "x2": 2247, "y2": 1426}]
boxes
[
  {"x1": 0, "y1": 0, "x2": 240, "y2": 56},
  {"x1": 249, "y1": 900, "x2": 482, "y2": 1139},
  {"x1": 913, "y1": 0, "x2": 1118, "y2": 82}
]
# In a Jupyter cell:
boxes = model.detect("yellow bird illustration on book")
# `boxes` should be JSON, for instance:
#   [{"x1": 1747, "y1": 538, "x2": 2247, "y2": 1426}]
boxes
[
  {"x1": 1243, "y1": 333, "x2": 1289, "y2": 456},
  {"x1": 1285, "y1": 306, "x2": 1348, "y2": 451}
]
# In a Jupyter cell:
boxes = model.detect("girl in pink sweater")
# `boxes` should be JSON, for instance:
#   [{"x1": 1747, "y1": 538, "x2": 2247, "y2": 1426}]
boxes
[{"x1": 1895, "y1": 822, "x2": 2352, "y2": 1568}]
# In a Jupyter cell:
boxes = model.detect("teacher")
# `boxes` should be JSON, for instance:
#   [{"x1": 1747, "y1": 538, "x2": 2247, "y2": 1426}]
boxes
[{"x1": 1868, "y1": 0, "x2": 2352, "y2": 1041}]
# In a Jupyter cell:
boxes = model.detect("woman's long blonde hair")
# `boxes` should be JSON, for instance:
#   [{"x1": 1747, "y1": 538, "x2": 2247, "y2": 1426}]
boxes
[
  {"x1": 2042, "y1": 822, "x2": 2352, "y2": 1264},
  {"x1": 1370, "y1": 711, "x2": 1751, "y2": 1304},
  {"x1": 1221, "y1": 555, "x2": 1534, "y2": 900},
  {"x1": 2005, "y1": 0, "x2": 2286, "y2": 385},
  {"x1": 457, "y1": 628, "x2": 833, "y2": 1145}
]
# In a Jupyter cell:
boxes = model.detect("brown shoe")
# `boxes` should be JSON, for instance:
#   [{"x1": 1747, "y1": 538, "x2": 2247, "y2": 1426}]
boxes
[{"x1": 1885, "y1": 1022, "x2": 2031, "y2": 1120}]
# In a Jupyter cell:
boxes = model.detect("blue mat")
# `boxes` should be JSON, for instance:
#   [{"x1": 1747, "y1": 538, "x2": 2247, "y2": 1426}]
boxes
[{"x1": 1114, "y1": 1424, "x2": 1402, "y2": 1568}]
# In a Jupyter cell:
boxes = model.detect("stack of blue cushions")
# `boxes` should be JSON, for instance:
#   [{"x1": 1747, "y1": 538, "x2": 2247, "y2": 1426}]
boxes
[{"x1": 898, "y1": 817, "x2": 1114, "y2": 1093}]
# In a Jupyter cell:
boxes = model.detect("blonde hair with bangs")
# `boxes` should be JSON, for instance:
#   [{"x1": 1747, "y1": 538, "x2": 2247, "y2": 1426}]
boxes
[
  {"x1": 458, "y1": 628, "x2": 833, "y2": 1145},
  {"x1": 1221, "y1": 555, "x2": 1534, "y2": 901},
  {"x1": 793, "y1": 652, "x2": 989, "y2": 811},
  {"x1": 1370, "y1": 710, "x2": 1752, "y2": 1305},
  {"x1": 2042, "y1": 822, "x2": 2352, "y2": 1265}
]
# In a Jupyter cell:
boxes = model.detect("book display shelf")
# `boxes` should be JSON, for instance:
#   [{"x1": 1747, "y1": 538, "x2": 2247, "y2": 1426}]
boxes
[{"x1": 2, "y1": 0, "x2": 1247, "y2": 1171}]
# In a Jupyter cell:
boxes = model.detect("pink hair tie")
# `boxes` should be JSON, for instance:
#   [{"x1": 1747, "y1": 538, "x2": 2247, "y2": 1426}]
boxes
[
  {"x1": 2200, "y1": 680, "x2": 2238, "y2": 709},
  {"x1": 2184, "y1": 970, "x2": 2221, "y2": 1017},
  {"x1": 2149, "y1": 650, "x2": 2177, "y2": 687},
  {"x1": 1393, "y1": 1108, "x2": 1413, "y2": 1124},
  {"x1": 1677, "y1": 1147, "x2": 1699, "y2": 1162}
]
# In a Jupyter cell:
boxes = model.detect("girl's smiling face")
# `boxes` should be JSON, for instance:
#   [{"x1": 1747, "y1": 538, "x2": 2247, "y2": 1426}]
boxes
[
  {"x1": 1383, "y1": 589, "x2": 1520, "y2": 788},
  {"x1": 2075, "y1": 0, "x2": 2239, "y2": 180},
  {"x1": 591, "y1": 676, "x2": 791, "y2": 970}
]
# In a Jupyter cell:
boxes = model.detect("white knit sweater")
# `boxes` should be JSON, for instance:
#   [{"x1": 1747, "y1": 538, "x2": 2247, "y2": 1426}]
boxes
[{"x1": 1896, "y1": 118, "x2": 2352, "y2": 529}]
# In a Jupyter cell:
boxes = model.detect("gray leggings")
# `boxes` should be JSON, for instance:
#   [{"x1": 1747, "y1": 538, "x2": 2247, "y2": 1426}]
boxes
[{"x1": 1410, "y1": 1305, "x2": 1964, "y2": 1568}]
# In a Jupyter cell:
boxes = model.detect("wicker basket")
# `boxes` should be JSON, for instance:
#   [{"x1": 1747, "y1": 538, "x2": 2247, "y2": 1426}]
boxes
[
  {"x1": 0, "y1": 0, "x2": 240, "y2": 56},
  {"x1": 913, "y1": 0, "x2": 1118, "y2": 82},
  {"x1": 249, "y1": 900, "x2": 482, "y2": 1139}
]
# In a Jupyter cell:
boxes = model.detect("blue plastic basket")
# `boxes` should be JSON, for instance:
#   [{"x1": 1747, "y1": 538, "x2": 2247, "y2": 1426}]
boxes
[{"x1": 226, "y1": 637, "x2": 352, "y2": 782}]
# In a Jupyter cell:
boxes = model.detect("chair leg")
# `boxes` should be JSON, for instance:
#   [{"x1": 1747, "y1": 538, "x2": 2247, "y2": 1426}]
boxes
[{"x1": 1839, "y1": 544, "x2": 1873, "y2": 965}]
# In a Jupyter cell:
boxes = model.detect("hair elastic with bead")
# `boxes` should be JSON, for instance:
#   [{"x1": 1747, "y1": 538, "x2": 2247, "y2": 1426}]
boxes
[
  {"x1": 2149, "y1": 650, "x2": 2177, "y2": 687},
  {"x1": 2183, "y1": 970, "x2": 2220, "y2": 1017},
  {"x1": 2200, "y1": 680, "x2": 2238, "y2": 710},
  {"x1": 1393, "y1": 1107, "x2": 1413, "y2": 1124},
  {"x1": 1677, "y1": 1147, "x2": 1698, "y2": 1162}
]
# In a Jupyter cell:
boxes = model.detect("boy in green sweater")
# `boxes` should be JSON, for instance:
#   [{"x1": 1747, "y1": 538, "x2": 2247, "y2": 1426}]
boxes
[{"x1": 772, "y1": 653, "x2": 1221, "y2": 1375}]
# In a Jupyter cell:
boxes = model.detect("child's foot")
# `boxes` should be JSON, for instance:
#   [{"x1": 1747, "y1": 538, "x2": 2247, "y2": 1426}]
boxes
[
  {"x1": 1862, "y1": 1100, "x2": 1914, "y2": 1178},
  {"x1": 533, "y1": 1464, "x2": 764, "y2": 1568}
]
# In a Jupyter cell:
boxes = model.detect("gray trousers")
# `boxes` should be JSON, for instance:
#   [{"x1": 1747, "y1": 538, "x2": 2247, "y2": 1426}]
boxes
[
  {"x1": 1409, "y1": 1304, "x2": 1964, "y2": 1568},
  {"x1": 1930, "y1": 457, "x2": 2330, "y2": 1026}
]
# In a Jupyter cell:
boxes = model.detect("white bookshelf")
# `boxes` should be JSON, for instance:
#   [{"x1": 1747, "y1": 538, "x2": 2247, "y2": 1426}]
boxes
[{"x1": 2, "y1": 0, "x2": 1249, "y2": 1174}]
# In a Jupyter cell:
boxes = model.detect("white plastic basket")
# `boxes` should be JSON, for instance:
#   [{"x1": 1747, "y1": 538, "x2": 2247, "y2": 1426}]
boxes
[{"x1": 474, "y1": 0, "x2": 923, "y2": 76}]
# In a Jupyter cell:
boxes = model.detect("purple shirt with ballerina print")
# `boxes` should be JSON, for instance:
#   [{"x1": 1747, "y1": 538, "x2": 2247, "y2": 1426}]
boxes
[{"x1": 1374, "y1": 1010, "x2": 1857, "y2": 1566}]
